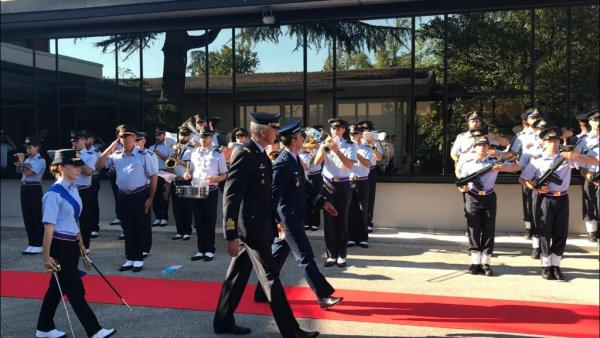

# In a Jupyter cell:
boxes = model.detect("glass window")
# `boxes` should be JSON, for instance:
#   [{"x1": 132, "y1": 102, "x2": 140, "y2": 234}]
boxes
[{"x1": 307, "y1": 23, "x2": 334, "y2": 127}]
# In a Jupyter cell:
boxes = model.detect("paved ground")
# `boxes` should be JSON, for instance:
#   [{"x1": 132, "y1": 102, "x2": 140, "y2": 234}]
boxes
[{"x1": 1, "y1": 217, "x2": 598, "y2": 337}]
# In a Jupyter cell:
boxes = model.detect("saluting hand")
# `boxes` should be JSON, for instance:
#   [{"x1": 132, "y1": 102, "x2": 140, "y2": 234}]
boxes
[
  {"x1": 227, "y1": 238, "x2": 240, "y2": 257},
  {"x1": 108, "y1": 137, "x2": 120, "y2": 152},
  {"x1": 322, "y1": 202, "x2": 338, "y2": 216}
]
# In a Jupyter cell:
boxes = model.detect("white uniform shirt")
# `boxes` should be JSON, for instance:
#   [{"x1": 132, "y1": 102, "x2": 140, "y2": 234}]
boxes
[
  {"x1": 350, "y1": 143, "x2": 375, "y2": 179},
  {"x1": 190, "y1": 146, "x2": 228, "y2": 186},
  {"x1": 298, "y1": 150, "x2": 321, "y2": 174},
  {"x1": 457, "y1": 154, "x2": 500, "y2": 192},
  {"x1": 149, "y1": 142, "x2": 173, "y2": 171},
  {"x1": 174, "y1": 144, "x2": 194, "y2": 178},
  {"x1": 74, "y1": 149, "x2": 97, "y2": 188},
  {"x1": 321, "y1": 139, "x2": 357, "y2": 180},
  {"x1": 104, "y1": 146, "x2": 158, "y2": 192},
  {"x1": 451, "y1": 131, "x2": 500, "y2": 160},
  {"x1": 520, "y1": 154, "x2": 576, "y2": 193},
  {"x1": 42, "y1": 178, "x2": 81, "y2": 235},
  {"x1": 21, "y1": 154, "x2": 46, "y2": 183}
]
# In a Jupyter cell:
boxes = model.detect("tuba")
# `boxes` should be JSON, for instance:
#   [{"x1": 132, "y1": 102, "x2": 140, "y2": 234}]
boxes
[{"x1": 303, "y1": 128, "x2": 322, "y2": 152}]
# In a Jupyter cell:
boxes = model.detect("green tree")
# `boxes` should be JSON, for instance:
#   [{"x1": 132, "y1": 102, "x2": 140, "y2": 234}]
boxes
[
  {"x1": 322, "y1": 50, "x2": 373, "y2": 71},
  {"x1": 187, "y1": 44, "x2": 259, "y2": 76}
]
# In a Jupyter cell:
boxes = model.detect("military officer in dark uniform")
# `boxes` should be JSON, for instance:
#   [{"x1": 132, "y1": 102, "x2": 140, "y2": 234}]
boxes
[
  {"x1": 96, "y1": 125, "x2": 158, "y2": 272},
  {"x1": 213, "y1": 112, "x2": 319, "y2": 338},
  {"x1": 252, "y1": 118, "x2": 342, "y2": 310}
]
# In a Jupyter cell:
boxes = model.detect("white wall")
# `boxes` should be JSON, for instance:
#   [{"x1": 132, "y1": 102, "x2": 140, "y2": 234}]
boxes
[{"x1": 1, "y1": 178, "x2": 587, "y2": 234}]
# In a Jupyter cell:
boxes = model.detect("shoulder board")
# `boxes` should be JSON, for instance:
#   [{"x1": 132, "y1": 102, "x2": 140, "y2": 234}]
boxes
[
  {"x1": 138, "y1": 149, "x2": 146, "y2": 155},
  {"x1": 464, "y1": 158, "x2": 475, "y2": 163},
  {"x1": 87, "y1": 151, "x2": 94, "y2": 154},
  {"x1": 345, "y1": 140, "x2": 353, "y2": 145},
  {"x1": 94, "y1": 148, "x2": 100, "y2": 153},
  {"x1": 243, "y1": 147, "x2": 251, "y2": 153},
  {"x1": 517, "y1": 130, "x2": 525, "y2": 135},
  {"x1": 114, "y1": 150, "x2": 123, "y2": 154},
  {"x1": 147, "y1": 150, "x2": 154, "y2": 155}
]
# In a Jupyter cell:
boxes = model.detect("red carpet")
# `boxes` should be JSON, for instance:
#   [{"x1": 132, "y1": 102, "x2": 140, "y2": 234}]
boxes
[{"x1": 2, "y1": 270, "x2": 598, "y2": 337}]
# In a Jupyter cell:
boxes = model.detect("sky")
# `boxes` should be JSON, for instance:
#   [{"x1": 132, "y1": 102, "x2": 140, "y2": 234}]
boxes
[{"x1": 50, "y1": 18, "x2": 433, "y2": 79}]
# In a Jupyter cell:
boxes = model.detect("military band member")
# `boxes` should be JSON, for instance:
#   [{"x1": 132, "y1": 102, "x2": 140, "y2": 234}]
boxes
[
  {"x1": 347, "y1": 124, "x2": 376, "y2": 248},
  {"x1": 96, "y1": 125, "x2": 158, "y2": 272},
  {"x1": 314, "y1": 118, "x2": 357, "y2": 268},
  {"x1": 18, "y1": 136, "x2": 46, "y2": 255},
  {"x1": 519, "y1": 127, "x2": 598, "y2": 280},
  {"x1": 185, "y1": 130, "x2": 227, "y2": 262},
  {"x1": 230, "y1": 127, "x2": 249, "y2": 145},
  {"x1": 169, "y1": 126, "x2": 195, "y2": 241},
  {"x1": 83, "y1": 131, "x2": 102, "y2": 238},
  {"x1": 214, "y1": 112, "x2": 318, "y2": 337},
  {"x1": 576, "y1": 110, "x2": 599, "y2": 242},
  {"x1": 357, "y1": 120, "x2": 383, "y2": 233},
  {"x1": 208, "y1": 116, "x2": 228, "y2": 147},
  {"x1": 149, "y1": 126, "x2": 173, "y2": 227},
  {"x1": 457, "y1": 136, "x2": 520, "y2": 276},
  {"x1": 136, "y1": 131, "x2": 159, "y2": 257},
  {"x1": 299, "y1": 129, "x2": 323, "y2": 231},
  {"x1": 71, "y1": 131, "x2": 98, "y2": 253},
  {"x1": 37, "y1": 149, "x2": 115, "y2": 338},
  {"x1": 252, "y1": 118, "x2": 342, "y2": 310},
  {"x1": 511, "y1": 108, "x2": 541, "y2": 240}
]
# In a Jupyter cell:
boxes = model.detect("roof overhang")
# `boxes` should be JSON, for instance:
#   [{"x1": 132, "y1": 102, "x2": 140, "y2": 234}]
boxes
[{"x1": 1, "y1": 0, "x2": 595, "y2": 41}]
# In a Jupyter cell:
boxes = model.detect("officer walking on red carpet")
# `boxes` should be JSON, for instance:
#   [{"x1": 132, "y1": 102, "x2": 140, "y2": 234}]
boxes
[
  {"x1": 213, "y1": 112, "x2": 319, "y2": 338},
  {"x1": 252, "y1": 118, "x2": 343, "y2": 310}
]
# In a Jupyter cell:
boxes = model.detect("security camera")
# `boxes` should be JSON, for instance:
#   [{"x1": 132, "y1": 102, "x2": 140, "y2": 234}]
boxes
[
  {"x1": 262, "y1": 7, "x2": 275, "y2": 25},
  {"x1": 262, "y1": 15, "x2": 275, "y2": 25}
]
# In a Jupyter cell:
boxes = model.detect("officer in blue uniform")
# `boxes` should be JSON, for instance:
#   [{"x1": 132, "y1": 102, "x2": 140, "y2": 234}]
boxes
[
  {"x1": 149, "y1": 126, "x2": 172, "y2": 227},
  {"x1": 71, "y1": 131, "x2": 98, "y2": 253},
  {"x1": 83, "y1": 131, "x2": 102, "y2": 238},
  {"x1": 186, "y1": 130, "x2": 228, "y2": 261},
  {"x1": 314, "y1": 118, "x2": 357, "y2": 268},
  {"x1": 37, "y1": 149, "x2": 115, "y2": 338},
  {"x1": 18, "y1": 136, "x2": 47, "y2": 255},
  {"x1": 575, "y1": 110, "x2": 599, "y2": 242},
  {"x1": 457, "y1": 136, "x2": 520, "y2": 276},
  {"x1": 357, "y1": 120, "x2": 382, "y2": 233},
  {"x1": 348, "y1": 124, "x2": 376, "y2": 248},
  {"x1": 136, "y1": 131, "x2": 159, "y2": 257},
  {"x1": 252, "y1": 118, "x2": 342, "y2": 310},
  {"x1": 213, "y1": 112, "x2": 319, "y2": 338},
  {"x1": 96, "y1": 125, "x2": 158, "y2": 272},
  {"x1": 520, "y1": 127, "x2": 598, "y2": 280}
]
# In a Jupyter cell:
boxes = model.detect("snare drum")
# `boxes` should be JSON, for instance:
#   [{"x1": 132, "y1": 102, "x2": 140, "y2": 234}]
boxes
[{"x1": 175, "y1": 184, "x2": 209, "y2": 199}]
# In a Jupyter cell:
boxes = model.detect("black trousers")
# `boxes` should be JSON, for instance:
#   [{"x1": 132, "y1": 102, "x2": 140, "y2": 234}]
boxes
[
  {"x1": 191, "y1": 188, "x2": 218, "y2": 253},
  {"x1": 37, "y1": 238, "x2": 101, "y2": 336},
  {"x1": 348, "y1": 179, "x2": 370, "y2": 243},
  {"x1": 323, "y1": 180, "x2": 351, "y2": 259},
  {"x1": 521, "y1": 186, "x2": 534, "y2": 226},
  {"x1": 582, "y1": 181, "x2": 599, "y2": 224},
  {"x1": 152, "y1": 176, "x2": 170, "y2": 221},
  {"x1": 109, "y1": 172, "x2": 121, "y2": 220},
  {"x1": 213, "y1": 241, "x2": 300, "y2": 337},
  {"x1": 254, "y1": 225, "x2": 335, "y2": 301},
  {"x1": 171, "y1": 180, "x2": 193, "y2": 236},
  {"x1": 465, "y1": 192, "x2": 496, "y2": 255},
  {"x1": 367, "y1": 168, "x2": 377, "y2": 228},
  {"x1": 531, "y1": 190, "x2": 541, "y2": 238},
  {"x1": 78, "y1": 186, "x2": 94, "y2": 249},
  {"x1": 21, "y1": 184, "x2": 43, "y2": 247},
  {"x1": 118, "y1": 188, "x2": 149, "y2": 261},
  {"x1": 536, "y1": 194, "x2": 569, "y2": 258},
  {"x1": 90, "y1": 176, "x2": 100, "y2": 232},
  {"x1": 304, "y1": 173, "x2": 323, "y2": 228}
]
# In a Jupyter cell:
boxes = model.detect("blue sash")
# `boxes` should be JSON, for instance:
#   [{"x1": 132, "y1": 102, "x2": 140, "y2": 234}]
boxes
[{"x1": 48, "y1": 183, "x2": 81, "y2": 222}]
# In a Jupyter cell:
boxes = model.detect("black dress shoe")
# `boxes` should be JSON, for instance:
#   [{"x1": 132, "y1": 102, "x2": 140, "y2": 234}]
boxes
[
  {"x1": 214, "y1": 325, "x2": 252, "y2": 335},
  {"x1": 319, "y1": 296, "x2": 343, "y2": 310},
  {"x1": 468, "y1": 264, "x2": 483, "y2": 275},
  {"x1": 132, "y1": 266, "x2": 143, "y2": 272},
  {"x1": 552, "y1": 266, "x2": 564, "y2": 280},
  {"x1": 482, "y1": 264, "x2": 493, "y2": 276},
  {"x1": 295, "y1": 329, "x2": 319, "y2": 338},
  {"x1": 324, "y1": 260, "x2": 335, "y2": 267},
  {"x1": 541, "y1": 267, "x2": 555, "y2": 280},
  {"x1": 304, "y1": 225, "x2": 311, "y2": 230},
  {"x1": 531, "y1": 248, "x2": 540, "y2": 259},
  {"x1": 118, "y1": 234, "x2": 125, "y2": 240},
  {"x1": 119, "y1": 265, "x2": 132, "y2": 272},
  {"x1": 190, "y1": 255, "x2": 203, "y2": 261}
]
